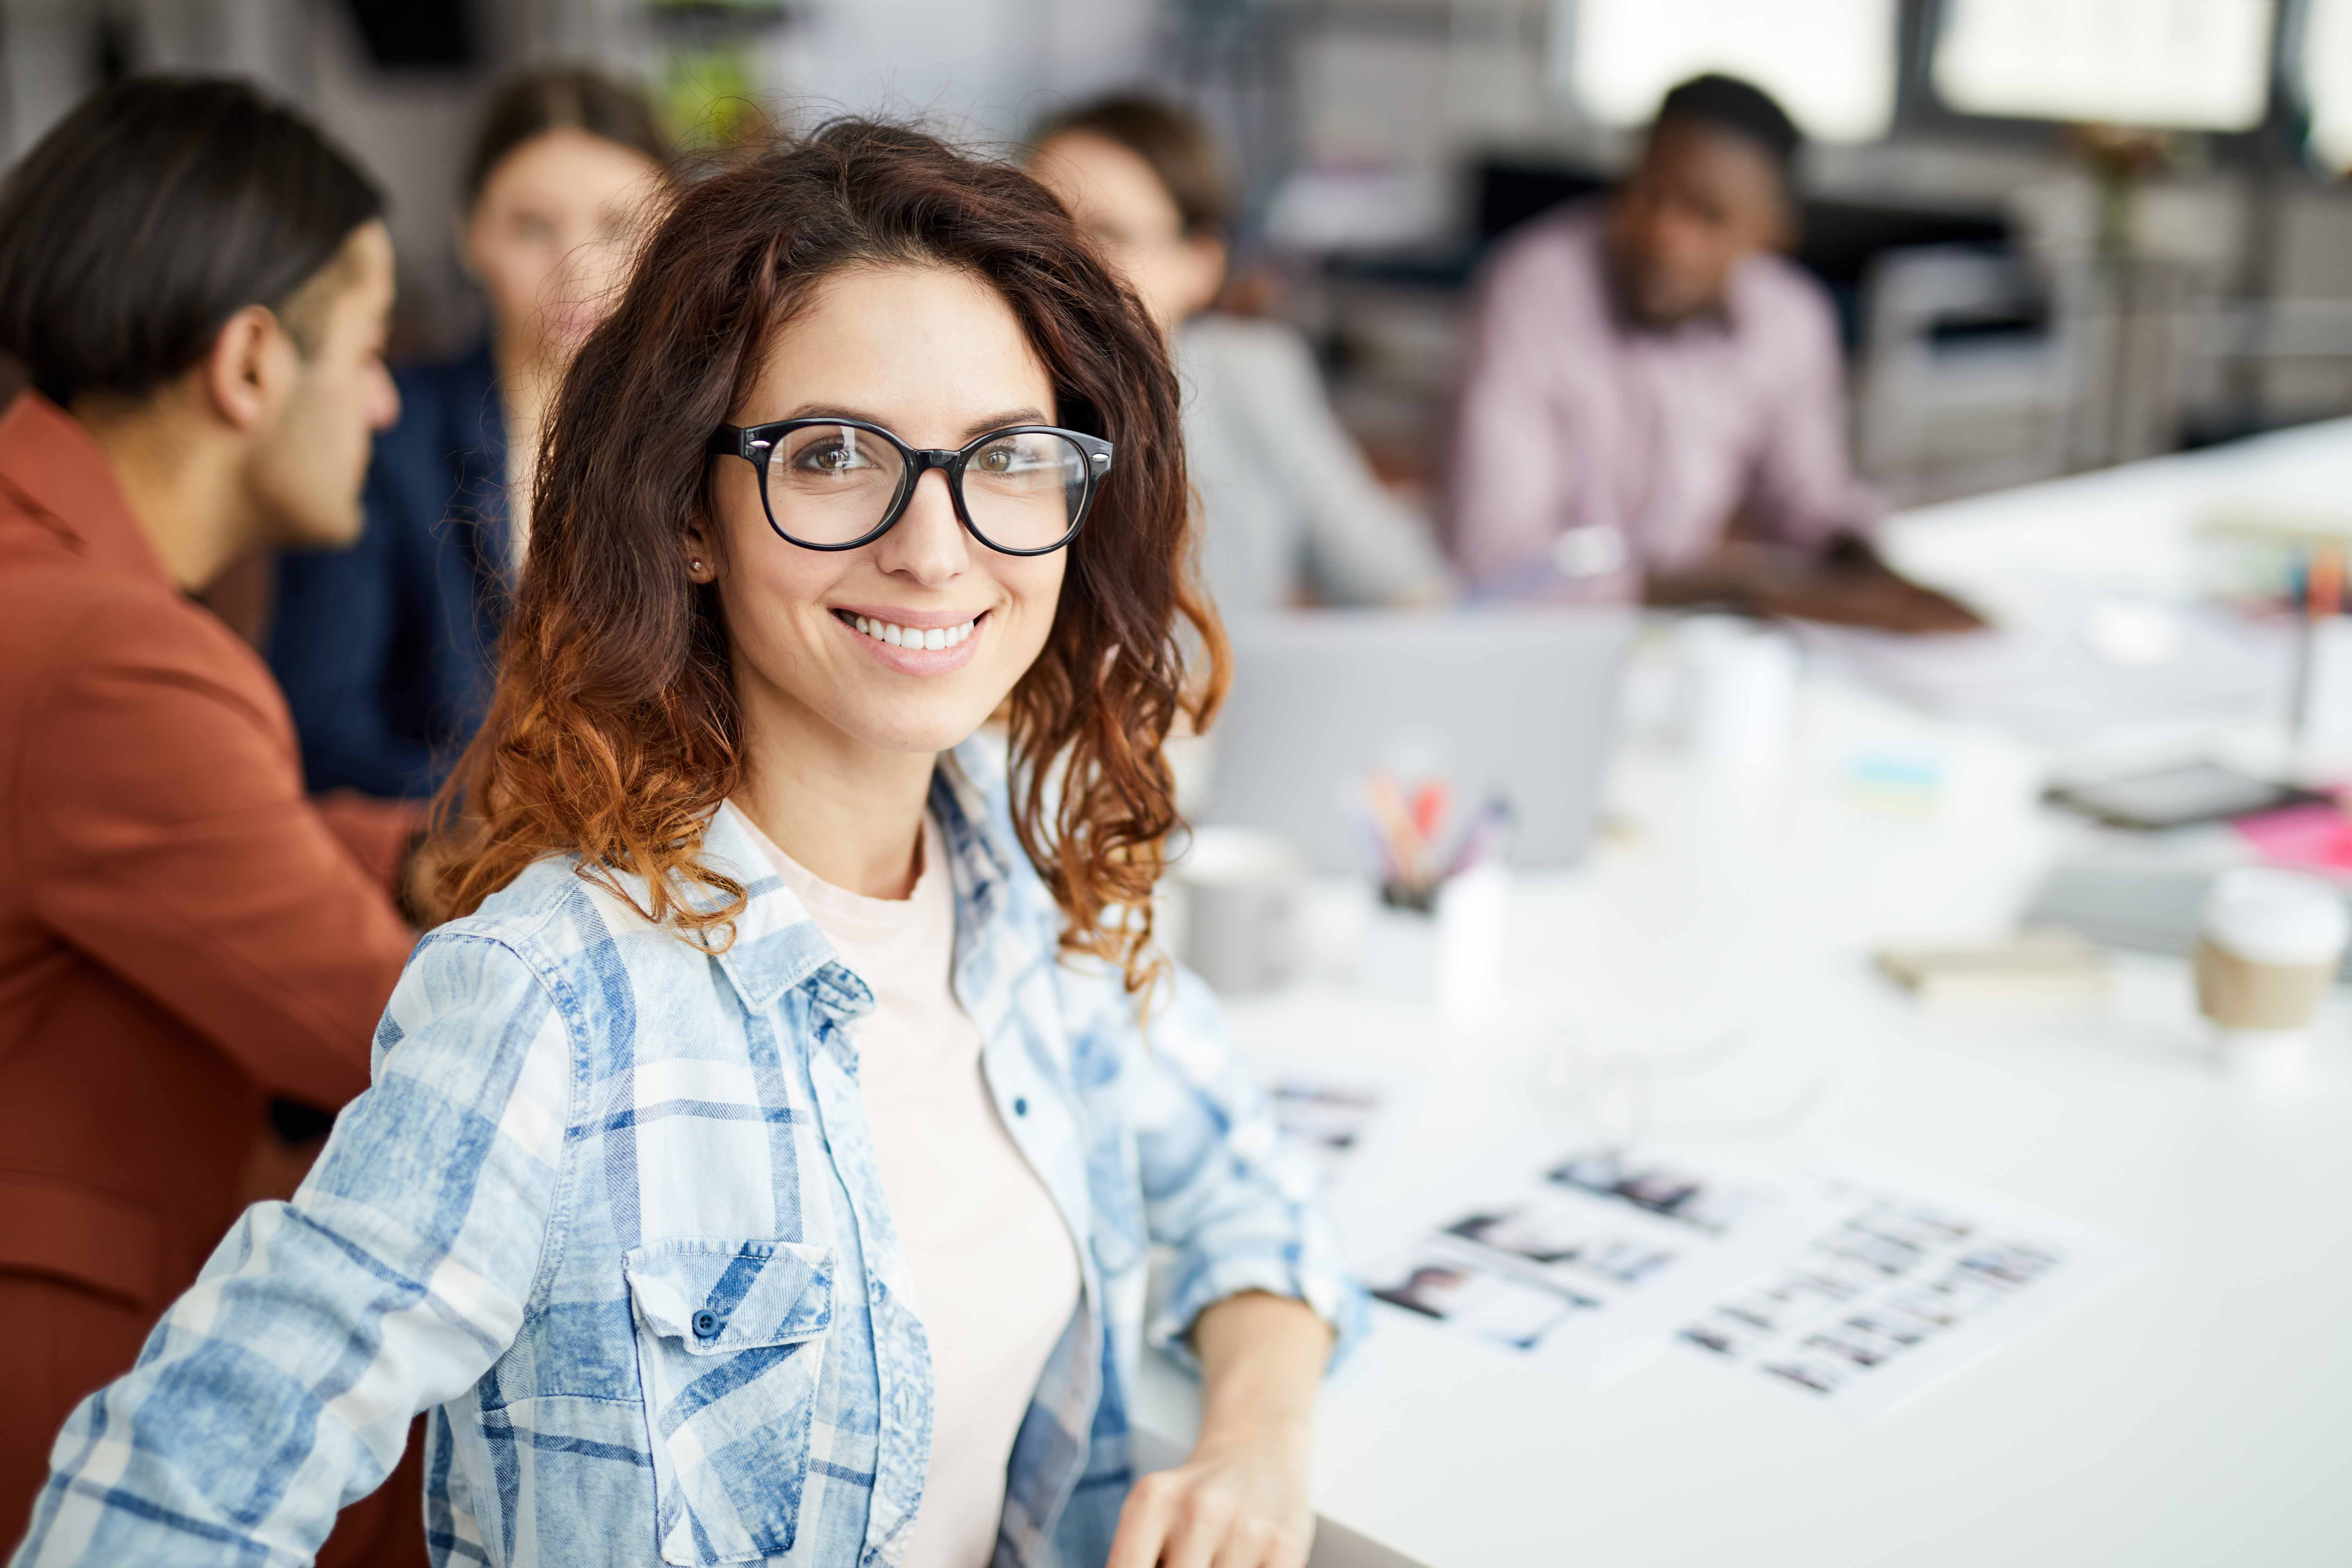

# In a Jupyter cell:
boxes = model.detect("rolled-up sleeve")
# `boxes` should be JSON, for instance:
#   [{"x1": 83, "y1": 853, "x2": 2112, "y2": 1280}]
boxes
[
  {"x1": 12, "y1": 929, "x2": 573, "y2": 1568},
  {"x1": 1127, "y1": 966, "x2": 1367, "y2": 1370}
]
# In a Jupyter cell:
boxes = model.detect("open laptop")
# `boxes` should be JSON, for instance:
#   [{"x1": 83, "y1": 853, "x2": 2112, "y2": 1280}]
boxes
[{"x1": 1202, "y1": 608, "x2": 1636, "y2": 874}]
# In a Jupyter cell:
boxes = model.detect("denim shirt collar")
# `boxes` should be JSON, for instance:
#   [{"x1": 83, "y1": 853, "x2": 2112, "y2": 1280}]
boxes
[
  {"x1": 694, "y1": 802, "x2": 870, "y2": 1033},
  {"x1": 694, "y1": 739, "x2": 1016, "y2": 1028}
]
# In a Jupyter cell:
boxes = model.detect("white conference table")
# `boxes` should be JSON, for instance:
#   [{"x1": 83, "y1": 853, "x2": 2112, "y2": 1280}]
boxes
[{"x1": 1134, "y1": 421, "x2": 2352, "y2": 1567}]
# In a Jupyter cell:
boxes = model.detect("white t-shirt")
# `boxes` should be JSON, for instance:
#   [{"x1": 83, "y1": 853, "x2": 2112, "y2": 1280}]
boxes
[{"x1": 741, "y1": 809, "x2": 1083, "y2": 1568}]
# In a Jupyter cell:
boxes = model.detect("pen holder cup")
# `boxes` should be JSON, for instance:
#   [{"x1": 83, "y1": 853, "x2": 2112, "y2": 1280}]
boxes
[{"x1": 1361, "y1": 861, "x2": 1508, "y2": 1023}]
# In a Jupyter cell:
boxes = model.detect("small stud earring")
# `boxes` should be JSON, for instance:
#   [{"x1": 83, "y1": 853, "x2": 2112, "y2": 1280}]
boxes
[{"x1": 690, "y1": 558, "x2": 704, "y2": 573}]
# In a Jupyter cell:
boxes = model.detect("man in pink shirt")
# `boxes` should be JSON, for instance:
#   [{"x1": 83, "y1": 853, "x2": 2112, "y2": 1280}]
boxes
[{"x1": 1447, "y1": 74, "x2": 1979, "y2": 632}]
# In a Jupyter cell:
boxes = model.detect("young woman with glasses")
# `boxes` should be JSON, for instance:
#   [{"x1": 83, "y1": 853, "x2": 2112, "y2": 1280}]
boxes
[{"x1": 15, "y1": 122, "x2": 1361, "y2": 1568}]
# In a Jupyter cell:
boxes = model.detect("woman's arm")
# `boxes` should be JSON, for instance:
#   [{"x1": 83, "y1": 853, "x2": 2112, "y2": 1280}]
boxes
[
  {"x1": 1125, "y1": 969, "x2": 1365, "y2": 1354},
  {"x1": 1110, "y1": 965, "x2": 1366, "y2": 1568},
  {"x1": 12, "y1": 930, "x2": 571, "y2": 1567},
  {"x1": 1108, "y1": 1291, "x2": 1334, "y2": 1568}
]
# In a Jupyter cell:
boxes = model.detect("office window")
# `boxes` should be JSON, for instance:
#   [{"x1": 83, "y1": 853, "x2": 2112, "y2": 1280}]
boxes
[
  {"x1": 1932, "y1": 0, "x2": 2274, "y2": 131},
  {"x1": 1554, "y1": 0, "x2": 1900, "y2": 143},
  {"x1": 2305, "y1": 0, "x2": 2352, "y2": 170}
]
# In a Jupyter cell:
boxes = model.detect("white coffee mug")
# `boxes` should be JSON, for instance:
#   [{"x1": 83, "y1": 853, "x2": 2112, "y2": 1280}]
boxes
[{"x1": 1172, "y1": 825, "x2": 1306, "y2": 997}]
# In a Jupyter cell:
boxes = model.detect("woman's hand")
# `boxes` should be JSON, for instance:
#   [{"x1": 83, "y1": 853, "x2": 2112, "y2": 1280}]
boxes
[
  {"x1": 1108, "y1": 1290, "x2": 1333, "y2": 1568},
  {"x1": 1108, "y1": 1416, "x2": 1315, "y2": 1568}
]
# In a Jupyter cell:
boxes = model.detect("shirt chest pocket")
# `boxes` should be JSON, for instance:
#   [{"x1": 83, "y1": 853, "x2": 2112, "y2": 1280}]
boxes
[{"x1": 623, "y1": 1238, "x2": 835, "y2": 1566}]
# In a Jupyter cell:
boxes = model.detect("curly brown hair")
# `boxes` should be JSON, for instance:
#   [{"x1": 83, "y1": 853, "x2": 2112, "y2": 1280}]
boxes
[{"x1": 419, "y1": 119, "x2": 1224, "y2": 992}]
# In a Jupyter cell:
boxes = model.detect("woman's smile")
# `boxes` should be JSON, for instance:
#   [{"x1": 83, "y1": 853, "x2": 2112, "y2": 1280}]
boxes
[{"x1": 832, "y1": 604, "x2": 988, "y2": 673}]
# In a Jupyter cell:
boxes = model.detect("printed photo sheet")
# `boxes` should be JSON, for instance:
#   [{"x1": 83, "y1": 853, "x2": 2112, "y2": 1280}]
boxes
[
  {"x1": 1676, "y1": 1166, "x2": 2149, "y2": 1422},
  {"x1": 1253, "y1": 1056, "x2": 1417, "y2": 1201},
  {"x1": 1354, "y1": 1132, "x2": 1829, "y2": 1384}
]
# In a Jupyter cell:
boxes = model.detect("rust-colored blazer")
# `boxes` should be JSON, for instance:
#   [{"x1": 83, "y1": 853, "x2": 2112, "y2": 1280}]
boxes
[{"x1": 0, "y1": 376, "x2": 417, "y2": 1543}]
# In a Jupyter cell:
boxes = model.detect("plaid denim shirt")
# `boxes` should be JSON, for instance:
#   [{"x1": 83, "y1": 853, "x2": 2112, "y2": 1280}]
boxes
[{"x1": 14, "y1": 738, "x2": 1364, "y2": 1568}]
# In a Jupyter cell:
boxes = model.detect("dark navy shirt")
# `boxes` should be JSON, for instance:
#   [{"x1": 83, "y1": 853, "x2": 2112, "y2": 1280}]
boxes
[{"x1": 269, "y1": 343, "x2": 509, "y2": 800}]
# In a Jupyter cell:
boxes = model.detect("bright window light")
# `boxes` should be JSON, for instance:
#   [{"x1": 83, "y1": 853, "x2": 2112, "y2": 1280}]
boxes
[
  {"x1": 2305, "y1": 0, "x2": 2352, "y2": 171},
  {"x1": 1556, "y1": 0, "x2": 1900, "y2": 144},
  {"x1": 1932, "y1": 0, "x2": 2274, "y2": 131}
]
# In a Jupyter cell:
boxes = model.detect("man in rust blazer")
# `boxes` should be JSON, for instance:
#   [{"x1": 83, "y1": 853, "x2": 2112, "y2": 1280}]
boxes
[{"x1": 0, "y1": 80, "x2": 428, "y2": 1562}]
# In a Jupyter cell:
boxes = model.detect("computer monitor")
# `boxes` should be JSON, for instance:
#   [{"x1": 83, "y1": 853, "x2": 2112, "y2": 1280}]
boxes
[{"x1": 1203, "y1": 609, "x2": 1636, "y2": 875}]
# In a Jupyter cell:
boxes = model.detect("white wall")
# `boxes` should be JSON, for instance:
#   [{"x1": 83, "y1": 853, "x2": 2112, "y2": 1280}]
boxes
[
  {"x1": 3, "y1": 0, "x2": 317, "y2": 160},
  {"x1": 0, "y1": 0, "x2": 1164, "y2": 350},
  {"x1": 762, "y1": 0, "x2": 1155, "y2": 142}
]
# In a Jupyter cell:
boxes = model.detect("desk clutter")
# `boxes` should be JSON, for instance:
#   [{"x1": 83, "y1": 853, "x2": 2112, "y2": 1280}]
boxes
[
  {"x1": 2200, "y1": 522, "x2": 2352, "y2": 755},
  {"x1": 2012, "y1": 761, "x2": 2352, "y2": 1069},
  {"x1": 1824, "y1": 742, "x2": 2352, "y2": 1069},
  {"x1": 1900, "y1": 864, "x2": 2350, "y2": 1076},
  {"x1": 1171, "y1": 762, "x2": 1514, "y2": 1017}
]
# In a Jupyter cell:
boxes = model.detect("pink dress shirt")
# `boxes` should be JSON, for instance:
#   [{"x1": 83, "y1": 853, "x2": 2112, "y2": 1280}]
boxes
[{"x1": 1444, "y1": 203, "x2": 1882, "y2": 601}]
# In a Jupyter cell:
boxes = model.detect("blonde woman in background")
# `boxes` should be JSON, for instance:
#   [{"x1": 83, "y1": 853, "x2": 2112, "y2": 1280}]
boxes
[
  {"x1": 268, "y1": 68, "x2": 676, "y2": 802},
  {"x1": 1032, "y1": 94, "x2": 1454, "y2": 616}
]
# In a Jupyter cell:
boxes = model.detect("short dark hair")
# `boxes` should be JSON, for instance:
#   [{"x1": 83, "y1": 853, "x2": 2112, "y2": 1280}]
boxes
[
  {"x1": 463, "y1": 68, "x2": 672, "y2": 207},
  {"x1": 0, "y1": 76, "x2": 385, "y2": 409},
  {"x1": 1656, "y1": 73, "x2": 1802, "y2": 173},
  {"x1": 1031, "y1": 93, "x2": 1233, "y2": 238}
]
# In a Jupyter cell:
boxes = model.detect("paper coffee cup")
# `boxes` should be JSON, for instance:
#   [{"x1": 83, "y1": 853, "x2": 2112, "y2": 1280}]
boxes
[{"x1": 2194, "y1": 869, "x2": 2348, "y2": 1045}]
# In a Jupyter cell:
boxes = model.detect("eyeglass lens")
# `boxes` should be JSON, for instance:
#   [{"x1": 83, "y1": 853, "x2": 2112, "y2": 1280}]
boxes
[{"x1": 763, "y1": 424, "x2": 1088, "y2": 550}]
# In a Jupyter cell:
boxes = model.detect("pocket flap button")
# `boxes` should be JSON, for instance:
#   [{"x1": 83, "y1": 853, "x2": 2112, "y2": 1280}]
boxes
[{"x1": 692, "y1": 1309, "x2": 721, "y2": 1339}]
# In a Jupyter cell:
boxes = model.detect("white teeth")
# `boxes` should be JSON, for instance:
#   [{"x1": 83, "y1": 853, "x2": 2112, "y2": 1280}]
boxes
[{"x1": 844, "y1": 612, "x2": 978, "y2": 652}]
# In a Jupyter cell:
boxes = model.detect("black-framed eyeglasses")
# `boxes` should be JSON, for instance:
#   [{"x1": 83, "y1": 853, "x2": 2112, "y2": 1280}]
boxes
[{"x1": 706, "y1": 418, "x2": 1113, "y2": 555}]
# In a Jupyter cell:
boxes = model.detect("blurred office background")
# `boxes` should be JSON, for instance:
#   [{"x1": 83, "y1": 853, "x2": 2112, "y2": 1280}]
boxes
[{"x1": 7, "y1": 0, "x2": 2352, "y2": 507}]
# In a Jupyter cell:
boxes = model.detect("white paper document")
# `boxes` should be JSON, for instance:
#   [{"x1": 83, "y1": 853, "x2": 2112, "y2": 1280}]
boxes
[
  {"x1": 1796, "y1": 585, "x2": 2289, "y2": 748},
  {"x1": 1674, "y1": 1166, "x2": 2148, "y2": 1422},
  {"x1": 1355, "y1": 1134, "x2": 1827, "y2": 1383},
  {"x1": 1253, "y1": 1057, "x2": 1415, "y2": 1198}
]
